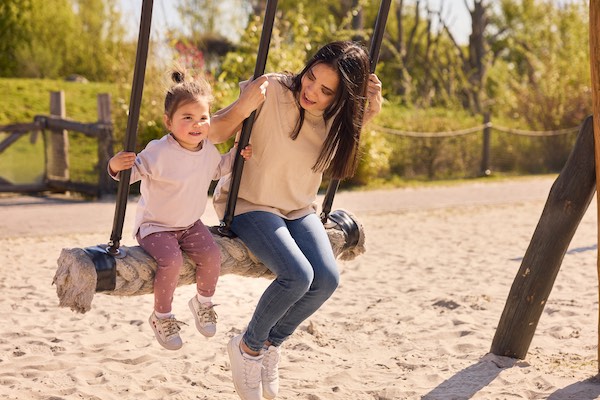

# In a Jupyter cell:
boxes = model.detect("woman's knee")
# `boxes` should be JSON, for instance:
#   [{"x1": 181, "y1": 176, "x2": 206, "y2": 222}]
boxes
[
  {"x1": 280, "y1": 265, "x2": 314, "y2": 295},
  {"x1": 317, "y1": 265, "x2": 340, "y2": 296}
]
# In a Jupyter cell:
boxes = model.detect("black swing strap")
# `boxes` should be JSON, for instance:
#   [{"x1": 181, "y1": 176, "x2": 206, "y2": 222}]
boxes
[
  {"x1": 218, "y1": 0, "x2": 279, "y2": 235},
  {"x1": 106, "y1": 0, "x2": 154, "y2": 256},
  {"x1": 320, "y1": 0, "x2": 391, "y2": 223}
]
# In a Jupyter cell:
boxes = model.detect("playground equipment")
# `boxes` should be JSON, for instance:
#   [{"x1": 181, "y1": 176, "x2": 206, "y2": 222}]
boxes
[{"x1": 53, "y1": 0, "x2": 391, "y2": 312}]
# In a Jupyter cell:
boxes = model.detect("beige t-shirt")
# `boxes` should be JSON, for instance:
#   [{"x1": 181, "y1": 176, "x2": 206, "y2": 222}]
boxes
[{"x1": 213, "y1": 73, "x2": 333, "y2": 220}]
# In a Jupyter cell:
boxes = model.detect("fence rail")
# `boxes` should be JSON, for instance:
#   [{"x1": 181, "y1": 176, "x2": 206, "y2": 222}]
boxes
[{"x1": 0, "y1": 92, "x2": 115, "y2": 196}]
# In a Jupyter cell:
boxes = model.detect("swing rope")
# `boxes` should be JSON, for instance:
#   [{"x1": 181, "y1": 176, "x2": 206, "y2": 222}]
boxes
[
  {"x1": 218, "y1": 0, "x2": 279, "y2": 236},
  {"x1": 106, "y1": 0, "x2": 154, "y2": 257},
  {"x1": 100, "y1": 0, "x2": 389, "y2": 249},
  {"x1": 320, "y1": 0, "x2": 391, "y2": 223}
]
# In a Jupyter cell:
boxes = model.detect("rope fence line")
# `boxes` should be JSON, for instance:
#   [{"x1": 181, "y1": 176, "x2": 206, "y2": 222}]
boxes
[
  {"x1": 371, "y1": 122, "x2": 580, "y2": 138},
  {"x1": 492, "y1": 125, "x2": 579, "y2": 137},
  {"x1": 371, "y1": 123, "x2": 489, "y2": 138}
]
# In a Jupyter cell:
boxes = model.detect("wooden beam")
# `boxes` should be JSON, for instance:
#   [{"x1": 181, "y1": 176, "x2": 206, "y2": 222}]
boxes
[
  {"x1": 490, "y1": 116, "x2": 596, "y2": 358},
  {"x1": 589, "y1": 0, "x2": 600, "y2": 374},
  {"x1": 35, "y1": 115, "x2": 111, "y2": 138}
]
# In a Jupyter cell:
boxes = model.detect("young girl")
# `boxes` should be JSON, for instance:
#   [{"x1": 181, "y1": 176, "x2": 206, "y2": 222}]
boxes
[
  {"x1": 108, "y1": 69, "x2": 261, "y2": 350},
  {"x1": 211, "y1": 41, "x2": 383, "y2": 399}
]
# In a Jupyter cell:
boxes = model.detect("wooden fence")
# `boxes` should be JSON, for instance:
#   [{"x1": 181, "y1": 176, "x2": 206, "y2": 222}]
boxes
[{"x1": 0, "y1": 91, "x2": 116, "y2": 196}]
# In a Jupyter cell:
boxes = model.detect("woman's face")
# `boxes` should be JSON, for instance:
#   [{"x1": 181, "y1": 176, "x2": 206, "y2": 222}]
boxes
[
  {"x1": 299, "y1": 63, "x2": 340, "y2": 113},
  {"x1": 163, "y1": 98, "x2": 210, "y2": 151}
]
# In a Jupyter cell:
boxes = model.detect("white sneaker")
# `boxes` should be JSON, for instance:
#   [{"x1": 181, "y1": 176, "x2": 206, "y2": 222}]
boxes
[
  {"x1": 227, "y1": 334, "x2": 263, "y2": 400},
  {"x1": 261, "y1": 345, "x2": 280, "y2": 399},
  {"x1": 188, "y1": 296, "x2": 218, "y2": 337},
  {"x1": 148, "y1": 312, "x2": 186, "y2": 350}
]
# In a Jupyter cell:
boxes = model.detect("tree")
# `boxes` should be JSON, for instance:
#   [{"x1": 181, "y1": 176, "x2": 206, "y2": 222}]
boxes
[
  {"x1": 5, "y1": 0, "x2": 131, "y2": 81},
  {"x1": 15, "y1": 0, "x2": 79, "y2": 78},
  {"x1": 70, "y1": 0, "x2": 131, "y2": 82},
  {"x1": 0, "y1": 0, "x2": 32, "y2": 77},
  {"x1": 491, "y1": 0, "x2": 590, "y2": 128},
  {"x1": 380, "y1": 0, "x2": 467, "y2": 108},
  {"x1": 487, "y1": 0, "x2": 590, "y2": 171}
]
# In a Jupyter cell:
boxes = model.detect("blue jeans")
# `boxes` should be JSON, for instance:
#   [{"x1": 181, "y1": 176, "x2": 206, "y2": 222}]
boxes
[{"x1": 231, "y1": 211, "x2": 340, "y2": 352}]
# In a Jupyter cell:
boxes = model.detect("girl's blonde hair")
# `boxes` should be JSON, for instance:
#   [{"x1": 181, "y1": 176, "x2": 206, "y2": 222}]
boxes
[{"x1": 164, "y1": 67, "x2": 213, "y2": 120}]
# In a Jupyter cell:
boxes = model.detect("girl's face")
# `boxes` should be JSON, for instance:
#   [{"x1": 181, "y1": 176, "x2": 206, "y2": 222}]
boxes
[
  {"x1": 163, "y1": 98, "x2": 210, "y2": 151},
  {"x1": 299, "y1": 63, "x2": 340, "y2": 113}
]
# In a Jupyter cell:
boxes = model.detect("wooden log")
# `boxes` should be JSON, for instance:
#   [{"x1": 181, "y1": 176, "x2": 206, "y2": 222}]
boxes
[
  {"x1": 490, "y1": 116, "x2": 596, "y2": 359},
  {"x1": 53, "y1": 210, "x2": 366, "y2": 314}
]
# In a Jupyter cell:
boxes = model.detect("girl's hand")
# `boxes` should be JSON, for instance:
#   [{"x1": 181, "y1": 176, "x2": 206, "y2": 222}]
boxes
[
  {"x1": 239, "y1": 144, "x2": 253, "y2": 160},
  {"x1": 238, "y1": 75, "x2": 269, "y2": 118},
  {"x1": 108, "y1": 151, "x2": 136, "y2": 174},
  {"x1": 364, "y1": 73, "x2": 383, "y2": 123}
]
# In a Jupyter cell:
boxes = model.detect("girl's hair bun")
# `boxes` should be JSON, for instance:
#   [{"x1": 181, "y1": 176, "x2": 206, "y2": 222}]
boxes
[{"x1": 171, "y1": 70, "x2": 185, "y2": 83}]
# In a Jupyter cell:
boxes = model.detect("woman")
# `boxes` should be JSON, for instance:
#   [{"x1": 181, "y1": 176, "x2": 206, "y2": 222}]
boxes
[{"x1": 212, "y1": 41, "x2": 383, "y2": 400}]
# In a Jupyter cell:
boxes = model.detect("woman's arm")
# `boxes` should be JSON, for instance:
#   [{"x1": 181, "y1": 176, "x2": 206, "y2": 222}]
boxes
[
  {"x1": 363, "y1": 73, "x2": 383, "y2": 125},
  {"x1": 209, "y1": 75, "x2": 269, "y2": 144}
]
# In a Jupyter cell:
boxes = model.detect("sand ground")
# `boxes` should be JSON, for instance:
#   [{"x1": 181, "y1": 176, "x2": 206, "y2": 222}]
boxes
[{"x1": 1, "y1": 175, "x2": 600, "y2": 399}]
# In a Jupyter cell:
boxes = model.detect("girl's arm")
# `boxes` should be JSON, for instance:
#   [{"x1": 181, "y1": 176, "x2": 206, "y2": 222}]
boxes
[
  {"x1": 108, "y1": 151, "x2": 136, "y2": 176},
  {"x1": 209, "y1": 76, "x2": 269, "y2": 144}
]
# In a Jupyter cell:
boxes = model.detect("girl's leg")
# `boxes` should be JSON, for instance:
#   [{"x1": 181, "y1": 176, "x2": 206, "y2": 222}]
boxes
[
  {"x1": 179, "y1": 220, "x2": 221, "y2": 297},
  {"x1": 137, "y1": 231, "x2": 184, "y2": 314},
  {"x1": 230, "y1": 211, "x2": 330, "y2": 352},
  {"x1": 267, "y1": 213, "x2": 339, "y2": 346}
]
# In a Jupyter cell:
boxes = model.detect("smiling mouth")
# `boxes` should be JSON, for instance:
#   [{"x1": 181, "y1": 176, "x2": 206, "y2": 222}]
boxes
[{"x1": 302, "y1": 93, "x2": 315, "y2": 105}]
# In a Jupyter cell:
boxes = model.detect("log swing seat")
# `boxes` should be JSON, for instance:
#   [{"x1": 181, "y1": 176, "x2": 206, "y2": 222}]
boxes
[{"x1": 52, "y1": 0, "x2": 392, "y2": 314}]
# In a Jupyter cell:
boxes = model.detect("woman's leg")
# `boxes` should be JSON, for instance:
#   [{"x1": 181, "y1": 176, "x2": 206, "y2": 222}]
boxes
[
  {"x1": 231, "y1": 211, "x2": 315, "y2": 352},
  {"x1": 137, "y1": 231, "x2": 184, "y2": 314},
  {"x1": 267, "y1": 213, "x2": 339, "y2": 346},
  {"x1": 179, "y1": 220, "x2": 221, "y2": 298},
  {"x1": 231, "y1": 212, "x2": 340, "y2": 350}
]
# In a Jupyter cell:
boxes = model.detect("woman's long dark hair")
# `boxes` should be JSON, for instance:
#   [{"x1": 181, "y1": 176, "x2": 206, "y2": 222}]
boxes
[{"x1": 286, "y1": 41, "x2": 370, "y2": 179}]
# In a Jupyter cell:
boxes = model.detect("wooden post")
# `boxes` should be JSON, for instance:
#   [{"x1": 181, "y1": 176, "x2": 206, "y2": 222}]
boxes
[
  {"x1": 480, "y1": 112, "x2": 491, "y2": 176},
  {"x1": 589, "y1": 0, "x2": 600, "y2": 374},
  {"x1": 96, "y1": 93, "x2": 116, "y2": 196},
  {"x1": 46, "y1": 91, "x2": 70, "y2": 184},
  {"x1": 490, "y1": 116, "x2": 596, "y2": 359}
]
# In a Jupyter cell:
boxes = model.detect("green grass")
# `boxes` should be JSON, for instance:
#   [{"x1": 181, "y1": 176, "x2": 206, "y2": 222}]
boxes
[
  {"x1": 0, "y1": 132, "x2": 45, "y2": 183},
  {"x1": 0, "y1": 78, "x2": 120, "y2": 124}
]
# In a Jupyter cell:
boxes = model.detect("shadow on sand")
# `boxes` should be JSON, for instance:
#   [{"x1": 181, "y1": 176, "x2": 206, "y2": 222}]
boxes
[
  {"x1": 421, "y1": 353, "x2": 518, "y2": 400},
  {"x1": 422, "y1": 354, "x2": 600, "y2": 400},
  {"x1": 547, "y1": 376, "x2": 600, "y2": 400}
]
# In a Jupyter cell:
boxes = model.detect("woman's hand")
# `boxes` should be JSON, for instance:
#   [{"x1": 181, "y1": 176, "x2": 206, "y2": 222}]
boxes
[
  {"x1": 238, "y1": 75, "x2": 269, "y2": 119},
  {"x1": 209, "y1": 76, "x2": 269, "y2": 144},
  {"x1": 108, "y1": 151, "x2": 136, "y2": 174},
  {"x1": 364, "y1": 73, "x2": 383, "y2": 123}
]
